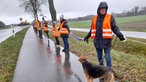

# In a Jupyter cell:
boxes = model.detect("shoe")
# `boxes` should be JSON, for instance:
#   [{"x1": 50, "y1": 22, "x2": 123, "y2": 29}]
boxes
[{"x1": 63, "y1": 49, "x2": 69, "y2": 52}]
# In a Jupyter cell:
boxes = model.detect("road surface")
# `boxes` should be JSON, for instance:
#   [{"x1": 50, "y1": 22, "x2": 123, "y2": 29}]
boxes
[
  {"x1": 12, "y1": 27, "x2": 101, "y2": 82},
  {"x1": 0, "y1": 26, "x2": 28, "y2": 43},
  {"x1": 70, "y1": 28, "x2": 146, "y2": 39}
]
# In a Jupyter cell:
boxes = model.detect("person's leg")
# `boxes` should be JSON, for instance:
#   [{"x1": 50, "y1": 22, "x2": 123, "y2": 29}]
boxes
[
  {"x1": 95, "y1": 48, "x2": 104, "y2": 66},
  {"x1": 64, "y1": 38, "x2": 69, "y2": 50},
  {"x1": 65, "y1": 38, "x2": 69, "y2": 50},
  {"x1": 104, "y1": 47, "x2": 112, "y2": 67},
  {"x1": 62, "y1": 37, "x2": 66, "y2": 49},
  {"x1": 55, "y1": 37, "x2": 60, "y2": 45},
  {"x1": 46, "y1": 31, "x2": 50, "y2": 47},
  {"x1": 35, "y1": 28, "x2": 38, "y2": 33},
  {"x1": 38, "y1": 30, "x2": 41, "y2": 37},
  {"x1": 45, "y1": 31, "x2": 49, "y2": 38},
  {"x1": 39, "y1": 30, "x2": 42, "y2": 39},
  {"x1": 34, "y1": 28, "x2": 37, "y2": 33}
]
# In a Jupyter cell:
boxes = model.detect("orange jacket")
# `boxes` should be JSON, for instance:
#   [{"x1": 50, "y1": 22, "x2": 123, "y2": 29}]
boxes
[
  {"x1": 91, "y1": 14, "x2": 112, "y2": 39},
  {"x1": 59, "y1": 22, "x2": 69, "y2": 34}
]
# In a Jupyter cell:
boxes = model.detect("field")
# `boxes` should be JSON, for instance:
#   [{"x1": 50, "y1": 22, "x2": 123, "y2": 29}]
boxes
[
  {"x1": 0, "y1": 28, "x2": 28, "y2": 82},
  {"x1": 68, "y1": 15, "x2": 146, "y2": 32}
]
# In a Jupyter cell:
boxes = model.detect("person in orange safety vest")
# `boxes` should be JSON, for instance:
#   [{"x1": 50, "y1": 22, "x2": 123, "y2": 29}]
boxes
[
  {"x1": 36, "y1": 20, "x2": 42, "y2": 39},
  {"x1": 52, "y1": 23, "x2": 60, "y2": 45},
  {"x1": 84, "y1": 2, "x2": 126, "y2": 68},
  {"x1": 41, "y1": 17, "x2": 49, "y2": 38},
  {"x1": 58, "y1": 15, "x2": 70, "y2": 52}
]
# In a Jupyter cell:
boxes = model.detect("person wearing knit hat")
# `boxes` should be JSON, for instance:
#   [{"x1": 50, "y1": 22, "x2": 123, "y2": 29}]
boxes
[{"x1": 58, "y1": 15, "x2": 70, "y2": 52}]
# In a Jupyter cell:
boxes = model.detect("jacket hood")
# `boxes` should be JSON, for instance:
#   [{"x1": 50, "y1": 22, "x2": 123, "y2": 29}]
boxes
[{"x1": 97, "y1": 2, "x2": 108, "y2": 16}]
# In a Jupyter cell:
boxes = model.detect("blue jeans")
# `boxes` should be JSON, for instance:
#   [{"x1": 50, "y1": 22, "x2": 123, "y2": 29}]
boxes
[
  {"x1": 95, "y1": 47, "x2": 112, "y2": 67},
  {"x1": 38, "y1": 30, "x2": 42, "y2": 39},
  {"x1": 62, "y1": 37, "x2": 69, "y2": 49}
]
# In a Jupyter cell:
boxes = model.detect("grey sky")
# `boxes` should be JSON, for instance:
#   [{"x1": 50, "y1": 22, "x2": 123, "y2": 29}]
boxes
[{"x1": 0, "y1": 0, "x2": 146, "y2": 24}]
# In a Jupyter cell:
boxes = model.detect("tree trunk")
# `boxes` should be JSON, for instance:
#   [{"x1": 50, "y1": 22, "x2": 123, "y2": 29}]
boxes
[
  {"x1": 48, "y1": 0, "x2": 57, "y2": 22},
  {"x1": 34, "y1": 13, "x2": 36, "y2": 20},
  {"x1": 36, "y1": 13, "x2": 39, "y2": 20}
]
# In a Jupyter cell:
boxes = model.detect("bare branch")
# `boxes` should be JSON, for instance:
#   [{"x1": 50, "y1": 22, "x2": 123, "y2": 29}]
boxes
[{"x1": 18, "y1": 0, "x2": 46, "y2": 20}]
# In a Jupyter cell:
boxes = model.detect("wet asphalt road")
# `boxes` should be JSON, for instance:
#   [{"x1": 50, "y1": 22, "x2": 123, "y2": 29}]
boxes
[
  {"x1": 0, "y1": 26, "x2": 27, "y2": 43},
  {"x1": 12, "y1": 27, "x2": 100, "y2": 82},
  {"x1": 70, "y1": 28, "x2": 146, "y2": 39}
]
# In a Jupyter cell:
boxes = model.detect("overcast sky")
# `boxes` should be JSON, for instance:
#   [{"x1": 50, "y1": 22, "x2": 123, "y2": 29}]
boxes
[{"x1": 0, "y1": 0, "x2": 146, "y2": 25}]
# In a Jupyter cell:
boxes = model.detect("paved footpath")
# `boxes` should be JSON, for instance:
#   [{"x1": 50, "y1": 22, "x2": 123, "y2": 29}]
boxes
[{"x1": 12, "y1": 27, "x2": 100, "y2": 82}]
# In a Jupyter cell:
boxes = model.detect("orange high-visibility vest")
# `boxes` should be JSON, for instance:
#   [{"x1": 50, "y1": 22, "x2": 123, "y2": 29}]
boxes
[
  {"x1": 59, "y1": 22, "x2": 69, "y2": 34},
  {"x1": 53, "y1": 24, "x2": 60, "y2": 37},
  {"x1": 36, "y1": 20, "x2": 41, "y2": 31},
  {"x1": 43, "y1": 26, "x2": 48, "y2": 32},
  {"x1": 43, "y1": 21, "x2": 48, "y2": 32},
  {"x1": 91, "y1": 14, "x2": 112, "y2": 39}
]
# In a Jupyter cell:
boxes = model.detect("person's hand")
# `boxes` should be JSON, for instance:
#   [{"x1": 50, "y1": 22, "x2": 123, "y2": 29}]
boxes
[
  {"x1": 84, "y1": 37, "x2": 89, "y2": 43},
  {"x1": 120, "y1": 36, "x2": 126, "y2": 42}
]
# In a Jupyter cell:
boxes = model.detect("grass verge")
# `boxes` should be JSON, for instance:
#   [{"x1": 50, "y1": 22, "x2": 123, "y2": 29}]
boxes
[
  {"x1": 50, "y1": 31, "x2": 146, "y2": 82},
  {"x1": 0, "y1": 27, "x2": 29, "y2": 82}
]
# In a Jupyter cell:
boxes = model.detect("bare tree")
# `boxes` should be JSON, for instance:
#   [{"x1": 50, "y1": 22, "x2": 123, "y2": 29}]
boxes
[
  {"x1": 142, "y1": 6, "x2": 146, "y2": 14},
  {"x1": 134, "y1": 6, "x2": 139, "y2": 15},
  {"x1": 19, "y1": 0, "x2": 46, "y2": 20}
]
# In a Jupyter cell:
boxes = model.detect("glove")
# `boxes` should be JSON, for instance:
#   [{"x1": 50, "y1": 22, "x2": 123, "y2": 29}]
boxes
[
  {"x1": 120, "y1": 36, "x2": 126, "y2": 42},
  {"x1": 84, "y1": 37, "x2": 89, "y2": 43}
]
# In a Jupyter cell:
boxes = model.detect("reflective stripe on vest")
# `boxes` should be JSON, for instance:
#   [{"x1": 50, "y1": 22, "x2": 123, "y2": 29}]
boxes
[
  {"x1": 59, "y1": 22, "x2": 69, "y2": 34},
  {"x1": 91, "y1": 14, "x2": 112, "y2": 39},
  {"x1": 91, "y1": 15, "x2": 97, "y2": 39}
]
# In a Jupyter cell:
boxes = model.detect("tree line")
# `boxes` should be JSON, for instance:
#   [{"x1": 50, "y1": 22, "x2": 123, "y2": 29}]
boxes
[
  {"x1": 68, "y1": 6, "x2": 146, "y2": 21},
  {"x1": 111, "y1": 6, "x2": 146, "y2": 17}
]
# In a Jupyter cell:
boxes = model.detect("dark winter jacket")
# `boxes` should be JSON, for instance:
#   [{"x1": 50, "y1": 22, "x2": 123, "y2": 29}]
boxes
[
  {"x1": 59, "y1": 19, "x2": 70, "y2": 38},
  {"x1": 84, "y1": 2, "x2": 124, "y2": 49}
]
